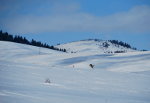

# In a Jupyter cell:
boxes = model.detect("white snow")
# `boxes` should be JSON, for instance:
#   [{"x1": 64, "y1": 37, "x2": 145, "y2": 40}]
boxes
[
  {"x1": 0, "y1": 41, "x2": 150, "y2": 103},
  {"x1": 56, "y1": 39, "x2": 135, "y2": 54}
]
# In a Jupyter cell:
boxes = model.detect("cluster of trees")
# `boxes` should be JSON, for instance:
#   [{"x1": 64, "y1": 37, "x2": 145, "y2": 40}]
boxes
[
  {"x1": 0, "y1": 30, "x2": 66, "y2": 52},
  {"x1": 108, "y1": 40, "x2": 136, "y2": 50},
  {"x1": 114, "y1": 50, "x2": 126, "y2": 53},
  {"x1": 86, "y1": 39, "x2": 136, "y2": 50},
  {"x1": 102, "y1": 42, "x2": 110, "y2": 48}
]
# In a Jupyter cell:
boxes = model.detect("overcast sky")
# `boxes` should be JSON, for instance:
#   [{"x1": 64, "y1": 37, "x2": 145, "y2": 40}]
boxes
[{"x1": 0, "y1": 0, "x2": 150, "y2": 50}]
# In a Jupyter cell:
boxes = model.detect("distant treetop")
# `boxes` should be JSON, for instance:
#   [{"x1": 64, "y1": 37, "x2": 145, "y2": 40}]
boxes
[{"x1": 0, "y1": 30, "x2": 66, "y2": 52}]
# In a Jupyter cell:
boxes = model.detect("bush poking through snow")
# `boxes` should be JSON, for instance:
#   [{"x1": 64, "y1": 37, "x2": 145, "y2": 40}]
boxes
[
  {"x1": 45, "y1": 78, "x2": 51, "y2": 84},
  {"x1": 89, "y1": 64, "x2": 94, "y2": 68}
]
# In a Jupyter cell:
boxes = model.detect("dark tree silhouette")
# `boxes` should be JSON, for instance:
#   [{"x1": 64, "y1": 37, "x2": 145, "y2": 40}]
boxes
[
  {"x1": 0, "y1": 30, "x2": 66, "y2": 52},
  {"x1": 108, "y1": 40, "x2": 136, "y2": 50}
]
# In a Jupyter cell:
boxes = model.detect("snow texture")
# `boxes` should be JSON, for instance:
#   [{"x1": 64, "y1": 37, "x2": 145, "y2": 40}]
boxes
[
  {"x1": 56, "y1": 39, "x2": 135, "y2": 54},
  {"x1": 0, "y1": 41, "x2": 150, "y2": 103}
]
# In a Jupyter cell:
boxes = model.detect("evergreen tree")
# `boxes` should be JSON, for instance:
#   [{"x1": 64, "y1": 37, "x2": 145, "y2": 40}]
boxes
[{"x1": 0, "y1": 30, "x2": 69, "y2": 53}]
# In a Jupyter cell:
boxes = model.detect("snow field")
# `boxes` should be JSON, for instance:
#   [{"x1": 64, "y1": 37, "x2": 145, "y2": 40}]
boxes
[{"x1": 0, "y1": 41, "x2": 150, "y2": 103}]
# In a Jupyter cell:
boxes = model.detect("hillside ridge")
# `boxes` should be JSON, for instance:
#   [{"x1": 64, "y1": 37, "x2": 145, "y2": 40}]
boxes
[{"x1": 56, "y1": 39, "x2": 137, "y2": 54}]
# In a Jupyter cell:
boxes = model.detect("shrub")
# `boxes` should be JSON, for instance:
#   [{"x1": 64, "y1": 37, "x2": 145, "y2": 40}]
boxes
[
  {"x1": 45, "y1": 78, "x2": 51, "y2": 84},
  {"x1": 89, "y1": 64, "x2": 94, "y2": 68}
]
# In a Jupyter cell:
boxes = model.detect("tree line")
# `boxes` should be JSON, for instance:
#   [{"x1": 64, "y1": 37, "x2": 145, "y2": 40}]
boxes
[
  {"x1": 87, "y1": 39, "x2": 137, "y2": 50},
  {"x1": 108, "y1": 40, "x2": 137, "y2": 50},
  {"x1": 0, "y1": 30, "x2": 66, "y2": 52}
]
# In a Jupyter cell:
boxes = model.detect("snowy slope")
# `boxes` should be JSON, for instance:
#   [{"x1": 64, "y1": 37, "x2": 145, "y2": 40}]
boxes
[
  {"x1": 56, "y1": 39, "x2": 136, "y2": 54},
  {"x1": 0, "y1": 41, "x2": 150, "y2": 103}
]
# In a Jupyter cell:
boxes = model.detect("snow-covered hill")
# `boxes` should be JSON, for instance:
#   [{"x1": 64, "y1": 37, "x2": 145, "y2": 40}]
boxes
[
  {"x1": 0, "y1": 41, "x2": 150, "y2": 103},
  {"x1": 56, "y1": 39, "x2": 136, "y2": 54}
]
